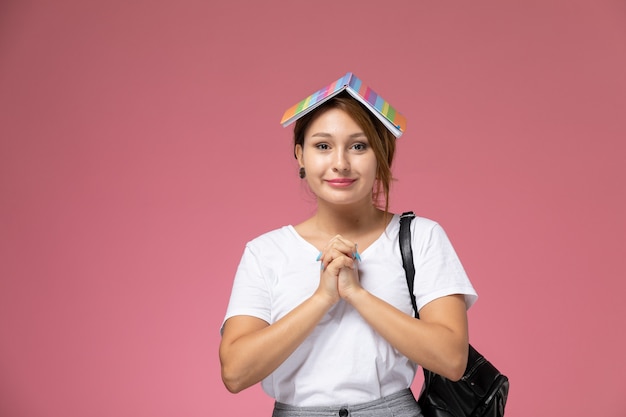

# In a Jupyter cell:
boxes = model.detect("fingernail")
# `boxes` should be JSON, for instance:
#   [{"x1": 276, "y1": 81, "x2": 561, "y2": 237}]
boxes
[
  {"x1": 354, "y1": 244, "x2": 362, "y2": 262},
  {"x1": 316, "y1": 252, "x2": 322, "y2": 261}
]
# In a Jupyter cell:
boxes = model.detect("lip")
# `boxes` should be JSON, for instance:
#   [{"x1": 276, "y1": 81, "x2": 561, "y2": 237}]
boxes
[{"x1": 326, "y1": 178, "x2": 357, "y2": 187}]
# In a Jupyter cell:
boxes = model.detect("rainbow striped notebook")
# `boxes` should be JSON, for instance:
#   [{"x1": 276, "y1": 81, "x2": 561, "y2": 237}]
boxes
[{"x1": 280, "y1": 72, "x2": 406, "y2": 137}]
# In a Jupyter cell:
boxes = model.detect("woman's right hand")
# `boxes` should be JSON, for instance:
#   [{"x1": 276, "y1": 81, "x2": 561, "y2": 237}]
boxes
[{"x1": 315, "y1": 257, "x2": 341, "y2": 306}]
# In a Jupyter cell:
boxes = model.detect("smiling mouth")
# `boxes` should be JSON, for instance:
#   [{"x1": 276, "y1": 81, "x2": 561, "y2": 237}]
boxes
[{"x1": 326, "y1": 179, "x2": 356, "y2": 186}]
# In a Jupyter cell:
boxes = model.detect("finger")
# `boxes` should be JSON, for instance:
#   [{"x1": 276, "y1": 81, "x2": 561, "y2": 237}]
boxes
[
  {"x1": 318, "y1": 235, "x2": 361, "y2": 271},
  {"x1": 321, "y1": 248, "x2": 354, "y2": 271},
  {"x1": 328, "y1": 234, "x2": 354, "y2": 249},
  {"x1": 333, "y1": 236, "x2": 359, "y2": 260},
  {"x1": 324, "y1": 236, "x2": 358, "y2": 258},
  {"x1": 325, "y1": 254, "x2": 355, "y2": 274}
]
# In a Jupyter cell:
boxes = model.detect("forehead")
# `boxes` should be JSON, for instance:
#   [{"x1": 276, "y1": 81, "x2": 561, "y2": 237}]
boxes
[{"x1": 305, "y1": 108, "x2": 364, "y2": 136}]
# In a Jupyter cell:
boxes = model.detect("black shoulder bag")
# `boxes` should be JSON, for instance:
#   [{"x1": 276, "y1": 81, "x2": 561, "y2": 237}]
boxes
[{"x1": 399, "y1": 212, "x2": 509, "y2": 417}]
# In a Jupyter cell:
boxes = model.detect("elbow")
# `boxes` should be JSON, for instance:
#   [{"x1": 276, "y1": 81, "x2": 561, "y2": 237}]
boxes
[
  {"x1": 221, "y1": 366, "x2": 246, "y2": 393},
  {"x1": 437, "y1": 363, "x2": 465, "y2": 382},
  {"x1": 444, "y1": 348, "x2": 469, "y2": 382},
  {"x1": 222, "y1": 378, "x2": 245, "y2": 394},
  {"x1": 221, "y1": 363, "x2": 252, "y2": 393},
  {"x1": 220, "y1": 345, "x2": 249, "y2": 393},
  {"x1": 420, "y1": 353, "x2": 467, "y2": 382},
  {"x1": 222, "y1": 372, "x2": 245, "y2": 393},
  {"x1": 445, "y1": 364, "x2": 466, "y2": 382}
]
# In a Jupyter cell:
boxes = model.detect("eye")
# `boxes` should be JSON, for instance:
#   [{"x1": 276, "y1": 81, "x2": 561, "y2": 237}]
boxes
[
  {"x1": 315, "y1": 143, "x2": 330, "y2": 150},
  {"x1": 351, "y1": 143, "x2": 367, "y2": 151}
]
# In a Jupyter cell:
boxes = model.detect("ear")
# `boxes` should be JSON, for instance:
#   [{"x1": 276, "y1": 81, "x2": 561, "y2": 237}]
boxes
[{"x1": 294, "y1": 144, "x2": 304, "y2": 168}]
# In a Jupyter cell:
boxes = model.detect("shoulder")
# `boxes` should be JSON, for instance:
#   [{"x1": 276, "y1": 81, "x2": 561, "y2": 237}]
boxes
[
  {"x1": 246, "y1": 225, "x2": 295, "y2": 249},
  {"x1": 396, "y1": 213, "x2": 454, "y2": 251},
  {"x1": 234, "y1": 227, "x2": 296, "y2": 274},
  {"x1": 411, "y1": 215, "x2": 440, "y2": 230},
  {"x1": 242, "y1": 225, "x2": 307, "y2": 261},
  {"x1": 413, "y1": 216, "x2": 445, "y2": 238},
  {"x1": 397, "y1": 212, "x2": 442, "y2": 235}
]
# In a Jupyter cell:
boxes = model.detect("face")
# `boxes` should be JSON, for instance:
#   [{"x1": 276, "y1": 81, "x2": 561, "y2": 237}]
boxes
[{"x1": 295, "y1": 108, "x2": 378, "y2": 208}]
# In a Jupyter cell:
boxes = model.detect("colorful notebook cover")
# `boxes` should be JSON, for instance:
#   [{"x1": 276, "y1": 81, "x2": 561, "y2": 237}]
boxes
[{"x1": 280, "y1": 72, "x2": 406, "y2": 138}]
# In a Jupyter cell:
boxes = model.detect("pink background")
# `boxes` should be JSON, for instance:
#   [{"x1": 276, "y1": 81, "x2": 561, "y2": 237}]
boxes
[{"x1": 1, "y1": 1, "x2": 625, "y2": 416}]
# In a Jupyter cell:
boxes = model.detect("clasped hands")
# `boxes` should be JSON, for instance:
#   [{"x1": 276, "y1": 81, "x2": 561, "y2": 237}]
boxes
[{"x1": 316, "y1": 235, "x2": 363, "y2": 304}]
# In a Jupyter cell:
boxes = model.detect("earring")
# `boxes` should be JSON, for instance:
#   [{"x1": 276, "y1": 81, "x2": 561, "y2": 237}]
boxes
[{"x1": 299, "y1": 167, "x2": 306, "y2": 179}]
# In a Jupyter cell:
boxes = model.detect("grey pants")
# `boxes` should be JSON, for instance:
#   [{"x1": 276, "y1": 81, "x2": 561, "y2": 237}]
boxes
[{"x1": 272, "y1": 389, "x2": 423, "y2": 417}]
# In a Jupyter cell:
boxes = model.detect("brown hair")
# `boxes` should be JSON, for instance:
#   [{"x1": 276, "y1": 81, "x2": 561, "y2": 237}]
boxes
[{"x1": 293, "y1": 92, "x2": 397, "y2": 213}]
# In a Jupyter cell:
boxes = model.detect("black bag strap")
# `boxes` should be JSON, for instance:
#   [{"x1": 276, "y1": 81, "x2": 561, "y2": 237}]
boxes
[{"x1": 399, "y1": 211, "x2": 419, "y2": 319}]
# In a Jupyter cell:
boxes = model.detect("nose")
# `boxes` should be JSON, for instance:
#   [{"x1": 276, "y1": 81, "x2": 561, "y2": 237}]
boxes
[{"x1": 332, "y1": 149, "x2": 350, "y2": 172}]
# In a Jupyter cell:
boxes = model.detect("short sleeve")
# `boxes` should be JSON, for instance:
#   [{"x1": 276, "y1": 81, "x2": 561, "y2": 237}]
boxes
[
  {"x1": 412, "y1": 221, "x2": 478, "y2": 311},
  {"x1": 221, "y1": 244, "x2": 272, "y2": 333}
]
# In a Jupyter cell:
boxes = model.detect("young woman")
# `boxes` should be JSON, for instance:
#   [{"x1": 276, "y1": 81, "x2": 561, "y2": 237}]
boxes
[{"x1": 220, "y1": 77, "x2": 477, "y2": 417}]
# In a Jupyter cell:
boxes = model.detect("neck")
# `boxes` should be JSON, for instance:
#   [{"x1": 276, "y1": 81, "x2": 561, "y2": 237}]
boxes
[{"x1": 313, "y1": 200, "x2": 386, "y2": 237}]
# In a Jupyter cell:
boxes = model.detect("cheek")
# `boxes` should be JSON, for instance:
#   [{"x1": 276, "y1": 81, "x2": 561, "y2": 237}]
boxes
[
  {"x1": 302, "y1": 154, "x2": 326, "y2": 171},
  {"x1": 362, "y1": 156, "x2": 379, "y2": 177}
]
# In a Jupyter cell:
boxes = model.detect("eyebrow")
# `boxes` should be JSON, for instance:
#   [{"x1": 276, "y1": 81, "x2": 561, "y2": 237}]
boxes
[{"x1": 310, "y1": 132, "x2": 367, "y2": 139}]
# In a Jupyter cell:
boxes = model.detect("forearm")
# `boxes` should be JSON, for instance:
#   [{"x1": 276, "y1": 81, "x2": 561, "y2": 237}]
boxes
[
  {"x1": 344, "y1": 289, "x2": 469, "y2": 380},
  {"x1": 220, "y1": 292, "x2": 334, "y2": 393}
]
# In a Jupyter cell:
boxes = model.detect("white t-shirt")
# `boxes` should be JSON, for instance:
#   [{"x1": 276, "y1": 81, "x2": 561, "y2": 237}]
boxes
[{"x1": 222, "y1": 214, "x2": 477, "y2": 407}]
